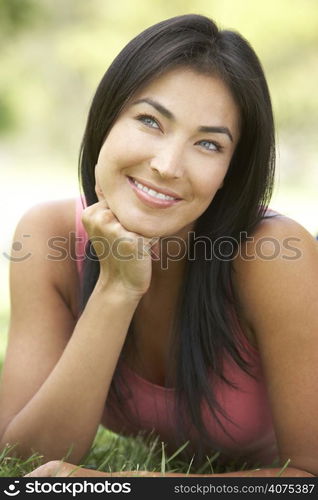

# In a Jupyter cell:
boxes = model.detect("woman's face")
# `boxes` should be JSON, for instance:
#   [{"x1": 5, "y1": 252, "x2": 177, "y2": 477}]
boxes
[{"x1": 95, "y1": 67, "x2": 240, "y2": 239}]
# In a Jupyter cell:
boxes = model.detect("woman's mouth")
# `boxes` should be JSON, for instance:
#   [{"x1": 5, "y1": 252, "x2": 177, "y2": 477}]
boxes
[{"x1": 127, "y1": 176, "x2": 182, "y2": 209}]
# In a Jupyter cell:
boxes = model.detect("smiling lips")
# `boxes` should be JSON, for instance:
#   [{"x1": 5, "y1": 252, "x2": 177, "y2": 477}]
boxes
[{"x1": 128, "y1": 176, "x2": 182, "y2": 208}]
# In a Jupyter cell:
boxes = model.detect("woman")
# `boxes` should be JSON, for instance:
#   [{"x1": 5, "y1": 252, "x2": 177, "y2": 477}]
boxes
[{"x1": 0, "y1": 14, "x2": 317, "y2": 478}]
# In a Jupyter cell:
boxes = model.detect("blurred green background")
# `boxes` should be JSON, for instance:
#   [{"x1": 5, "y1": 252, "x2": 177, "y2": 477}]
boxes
[{"x1": 0, "y1": 0, "x2": 317, "y2": 364}]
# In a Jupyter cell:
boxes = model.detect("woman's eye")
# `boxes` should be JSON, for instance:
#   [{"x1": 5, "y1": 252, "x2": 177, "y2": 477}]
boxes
[
  {"x1": 198, "y1": 140, "x2": 221, "y2": 152},
  {"x1": 136, "y1": 114, "x2": 160, "y2": 129}
]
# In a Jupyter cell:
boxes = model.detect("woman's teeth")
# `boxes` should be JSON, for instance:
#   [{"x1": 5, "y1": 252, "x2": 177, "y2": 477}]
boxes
[{"x1": 132, "y1": 178, "x2": 177, "y2": 201}]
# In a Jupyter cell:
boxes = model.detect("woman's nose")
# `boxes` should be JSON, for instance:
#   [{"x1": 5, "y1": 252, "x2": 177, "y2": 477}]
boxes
[{"x1": 149, "y1": 143, "x2": 185, "y2": 179}]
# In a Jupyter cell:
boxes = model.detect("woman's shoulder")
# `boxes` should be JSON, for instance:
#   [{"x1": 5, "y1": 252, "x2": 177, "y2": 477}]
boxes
[
  {"x1": 17, "y1": 197, "x2": 77, "y2": 231},
  {"x1": 232, "y1": 212, "x2": 318, "y2": 343},
  {"x1": 14, "y1": 197, "x2": 80, "y2": 316},
  {"x1": 233, "y1": 211, "x2": 318, "y2": 294},
  {"x1": 235, "y1": 211, "x2": 317, "y2": 265}
]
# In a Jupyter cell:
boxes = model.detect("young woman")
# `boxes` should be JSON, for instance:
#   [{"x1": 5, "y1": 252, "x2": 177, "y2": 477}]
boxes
[{"x1": 0, "y1": 14, "x2": 317, "y2": 478}]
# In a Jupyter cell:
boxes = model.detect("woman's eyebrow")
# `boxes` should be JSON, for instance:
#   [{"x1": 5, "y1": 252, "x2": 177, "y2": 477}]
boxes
[{"x1": 131, "y1": 97, "x2": 233, "y2": 142}]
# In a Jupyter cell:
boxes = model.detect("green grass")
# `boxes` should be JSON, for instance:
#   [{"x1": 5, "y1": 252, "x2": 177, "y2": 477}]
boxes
[
  {"x1": 0, "y1": 428, "x2": 222, "y2": 477},
  {"x1": 0, "y1": 425, "x2": 283, "y2": 477}
]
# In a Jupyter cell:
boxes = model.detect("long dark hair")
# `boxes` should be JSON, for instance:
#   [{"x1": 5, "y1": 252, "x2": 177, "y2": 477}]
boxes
[{"x1": 78, "y1": 14, "x2": 275, "y2": 463}]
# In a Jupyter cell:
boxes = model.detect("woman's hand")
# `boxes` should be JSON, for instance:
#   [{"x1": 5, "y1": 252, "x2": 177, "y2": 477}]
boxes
[
  {"x1": 81, "y1": 181, "x2": 160, "y2": 297},
  {"x1": 23, "y1": 460, "x2": 158, "y2": 477},
  {"x1": 24, "y1": 460, "x2": 314, "y2": 478},
  {"x1": 24, "y1": 461, "x2": 88, "y2": 477},
  {"x1": 24, "y1": 461, "x2": 125, "y2": 477}
]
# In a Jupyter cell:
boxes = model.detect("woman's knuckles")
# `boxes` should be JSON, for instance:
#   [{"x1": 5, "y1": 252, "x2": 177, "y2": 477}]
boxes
[{"x1": 80, "y1": 202, "x2": 155, "y2": 294}]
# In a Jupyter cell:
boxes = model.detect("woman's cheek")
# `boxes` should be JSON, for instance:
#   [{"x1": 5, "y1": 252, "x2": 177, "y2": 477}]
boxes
[{"x1": 123, "y1": 131, "x2": 159, "y2": 161}]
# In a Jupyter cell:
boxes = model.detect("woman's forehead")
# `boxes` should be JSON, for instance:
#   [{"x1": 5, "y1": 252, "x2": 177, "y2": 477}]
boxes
[{"x1": 124, "y1": 68, "x2": 240, "y2": 139}]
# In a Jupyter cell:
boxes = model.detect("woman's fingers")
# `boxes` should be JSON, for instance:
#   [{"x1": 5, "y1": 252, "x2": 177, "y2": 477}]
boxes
[
  {"x1": 94, "y1": 167, "x2": 108, "y2": 204},
  {"x1": 95, "y1": 182, "x2": 105, "y2": 202},
  {"x1": 24, "y1": 460, "x2": 83, "y2": 477},
  {"x1": 94, "y1": 183, "x2": 110, "y2": 211}
]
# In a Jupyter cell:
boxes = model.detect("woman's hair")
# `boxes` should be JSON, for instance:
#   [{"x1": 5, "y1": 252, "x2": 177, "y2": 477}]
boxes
[{"x1": 78, "y1": 14, "x2": 275, "y2": 464}]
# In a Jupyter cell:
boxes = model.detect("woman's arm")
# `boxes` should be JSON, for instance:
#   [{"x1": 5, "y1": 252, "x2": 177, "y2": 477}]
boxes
[
  {"x1": 24, "y1": 460, "x2": 314, "y2": 477},
  {"x1": 24, "y1": 214, "x2": 318, "y2": 479},
  {"x1": 231, "y1": 215, "x2": 318, "y2": 477},
  {"x1": 0, "y1": 200, "x2": 141, "y2": 464}
]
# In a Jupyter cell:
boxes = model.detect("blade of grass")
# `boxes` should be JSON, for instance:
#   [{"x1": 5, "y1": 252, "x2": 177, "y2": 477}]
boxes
[
  {"x1": 166, "y1": 441, "x2": 190, "y2": 463},
  {"x1": 186, "y1": 455, "x2": 194, "y2": 475},
  {"x1": 96, "y1": 448, "x2": 118, "y2": 471},
  {"x1": 276, "y1": 458, "x2": 290, "y2": 477},
  {"x1": 160, "y1": 442, "x2": 166, "y2": 475},
  {"x1": 143, "y1": 435, "x2": 160, "y2": 470},
  {"x1": 195, "y1": 451, "x2": 220, "y2": 474}
]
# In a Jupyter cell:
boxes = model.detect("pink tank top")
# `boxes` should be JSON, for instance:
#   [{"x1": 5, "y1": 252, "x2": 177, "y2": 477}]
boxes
[{"x1": 75, "y1": 197, "x2": 278, "y2": 466}]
